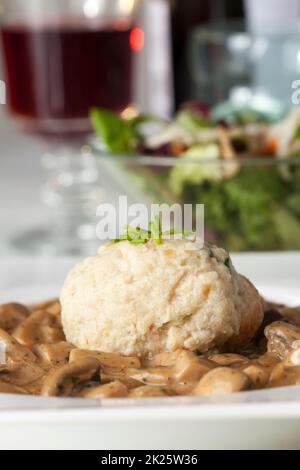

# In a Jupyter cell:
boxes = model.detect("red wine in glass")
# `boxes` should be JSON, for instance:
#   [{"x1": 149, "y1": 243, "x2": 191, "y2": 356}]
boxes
[{"x1": 1, "y1": 20, "x2": 133, "y2": 140}]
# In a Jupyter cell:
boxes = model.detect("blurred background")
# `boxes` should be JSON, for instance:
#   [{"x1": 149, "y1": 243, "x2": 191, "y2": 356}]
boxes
[{"x1": 1, "y1": 0, "x2": 300, "y2": 256}]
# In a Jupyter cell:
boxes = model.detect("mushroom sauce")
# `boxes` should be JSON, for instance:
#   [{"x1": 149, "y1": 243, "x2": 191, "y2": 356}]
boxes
[{"x1": 0, "y1": 300, "x2": 300, "y2": 399}]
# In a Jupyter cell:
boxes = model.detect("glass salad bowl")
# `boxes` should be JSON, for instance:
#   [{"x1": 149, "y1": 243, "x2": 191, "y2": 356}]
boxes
[
  {"x1": 92, "y1": 150, "x2": 300, "y2": 253},
  {"x1": 87, "y1": 104, "x2": 300, "y2": 253}
]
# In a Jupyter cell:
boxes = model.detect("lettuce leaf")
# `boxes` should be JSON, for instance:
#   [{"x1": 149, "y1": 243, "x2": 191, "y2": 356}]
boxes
[
  {"x1": 223, "y1": 168, "x2": 287, "y2": 249},
  {"x1": 272, "y1": 206, "x2": 300, "y2": 249},
  {"x1": 169, "y1": 144, "x2": 221, "y2": 196},
  {"x1": 171, "y1": 164, "x2": 300, "y2": 251},
  {"x1": 90, "y1": 108, "x2": 139, "y2": 153},
  {"x1": 176, "y1": 110, "x2": 213, "y2": 134}
]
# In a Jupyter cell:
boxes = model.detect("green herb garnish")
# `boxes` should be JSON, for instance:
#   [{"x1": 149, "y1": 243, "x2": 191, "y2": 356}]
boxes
[
  {"x1": 149, "y1": 215, "x2": 162, "y2": 245},
  {"x1": 112, "y1": 216, "x2": 194, "y2": 245}
]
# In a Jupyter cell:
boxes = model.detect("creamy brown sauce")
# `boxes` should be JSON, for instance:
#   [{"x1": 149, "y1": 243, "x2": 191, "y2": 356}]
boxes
[{"x1": 0, "y1": 300, "x2": 299, "y2": 399}]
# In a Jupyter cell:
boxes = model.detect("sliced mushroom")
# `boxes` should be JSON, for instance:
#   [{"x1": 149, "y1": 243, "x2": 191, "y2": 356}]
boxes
[
  {"x1": 284, "y1": 348, "x2": 300, "y2": 367},
  {"x1": 0, "y1": 328, "x2": 48, "y2": 389},
  {"x1": 255, "y1": 352, "x2": 280, "y2": 369},
  {"x1": 69, "y1": 349, "x2": 141, "y2": 369},
  {"x1": 33, "y1": 342, "x2": 74, "y2": 367},
  {"x1": 0, "y1": 303, "x2": 30, "y2": 334},
  {"x1": 45, "y1": 302, "x2": 61, "y2": 316},
  {"x1": 79, "y1": 381, "x2": 128, "y2": 399},
  {"x1": 0, "y1": 362, "x2": 19, "y2": 374},
  {"x1": 193, "y1": 367, "x2": 251, "y2": 396},
  {"x1": 242, "y1": 364, "x2": 270, "y2": 388},
  {"x1": 131, "y1": 351, "x2": 215, "y2": 387},
  {"x1": 0, "y1": 339, "x2": 6, "y2": 365},
  {"x1": 129, "y1": 386, "x2": 168, "y2": 398},
  {"x1": 41, "y1": 357, "x2": 101, "y2": 397},
  {"x1": 0, "y1": 328, "x2": 38, "y2": 364},
  {"x1": 280, "y1": 306, "x2": 300, "y2": 328},
  {"x1": 173, "y1": 351, "x2": 215, "y2": 382},
  {"x1": 169, "y1": 382, "x2": 196, "y2": 396},
  {"x1": 0, "y1": 380, "x2": 27, "y2": 395},
  {"x1": 0, "y1": 361, "x2": 47, "y2": 390},
  {"x1": 100, "y1": 367, "x2": 142, "y2": 389},
  {"x1": 265, "y1": 321, "x2": 300, "y2": 359},
  {"x1": 13, "y1": 310, "x2": 65, "y2": 348},
  {"x1": 209, "y1": 353, "x2": 250, "y2": 367},
  {"x1": 269, "y1": 363, "x2": 300, "y2": 388},
  {"x1": 143, "y1": 350, "x2": 183, "y2": 367},
  {"x1": 125, "y1": 366, "x2": 173, "y2": 386}
]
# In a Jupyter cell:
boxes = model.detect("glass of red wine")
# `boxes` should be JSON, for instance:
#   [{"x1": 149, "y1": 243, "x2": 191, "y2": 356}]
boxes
[{"x1": 0, "y1": 0, "x2": 142, "y2": 254}]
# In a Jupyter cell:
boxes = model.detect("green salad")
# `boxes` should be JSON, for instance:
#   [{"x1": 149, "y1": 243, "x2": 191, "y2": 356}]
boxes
[{"x1": 91, "y1": 104, "x2": 300, "y2": 251}]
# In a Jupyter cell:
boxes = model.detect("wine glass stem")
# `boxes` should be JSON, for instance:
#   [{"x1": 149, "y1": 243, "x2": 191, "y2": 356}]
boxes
[{"x1": 41, "y1": 146, "x2": 103, "y2": 255}]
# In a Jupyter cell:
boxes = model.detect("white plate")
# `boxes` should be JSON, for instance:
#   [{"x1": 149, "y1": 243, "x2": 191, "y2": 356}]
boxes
[{"x1": 0, "y1": 253, "x2": 299, "y2": 450}]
